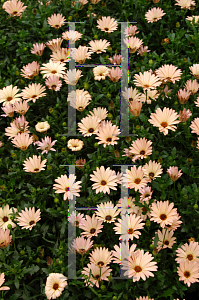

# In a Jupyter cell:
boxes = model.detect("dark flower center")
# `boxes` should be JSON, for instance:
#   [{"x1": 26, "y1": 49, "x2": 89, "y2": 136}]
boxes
[
  {"x1": 140, "y1": 150, "x2": 145, "y2": 155},
  {"x1": 164, "y1": 240, "x2": 169, "y2": 245},
  {"x1": 184, "y1": 271, "x2": 190, "y2": 278},
  {"x1": 90, "y1": 228, "x2": 96, "y2": 234},
  {"x1": 60, "y1": 59, "x2": 64, "y2": 62},
  {"x1": 145, "y1": 194, "x2": 150, "y2": 197},
  {"x1": 3, "y1": 216, "x2": 8, "y2": 222},
  {"x1": 7, "y1": 97, "x2": 13, "y2": 101},
  {"x1": 95, "y1": 274, "x2": 100, "y2": 279},
  {"x1": 104, "y1": 28, "x2": 109, "y2": 31},
  {"x1": 160, "y1": 214, "x2": 167, "y2": 220},
  {"x1": 129, "y1": 98, "x2": 133, "y2": 101},
  {"x1": 53, "y1": 283, "x2": 59, "y2": 290},
  {"x1": 65, "y1": 187, "x2": 70, "y2": 191},
  {"x1": 32, "y1": 95, "x2": 37, "y2": 98},
  {"x1": 134, "y1": 266, "x2": 142, "y2": 272},
  {"x1": 142, "y1": 207, "x2": 147, "y2": 212},
  {"x1": 105, "y1": 215, "x2": 112, "y2": 221},
  {"x1": 55, "y1": 25, "x2": 60, "y2": 28},
  {"x1": 128, "y1": 228, "x2": 134, "y2": 234},
  {"x1": 134, "y1": 178, "x2": 141, "y2": 184},
  {"x1": 97, "y1": 261, "x2": 104, "y2": 267},
  {"x1": 106, "y1": 137, "x2": 112, "y2": 142},
  {"x1": 88, "y1": 128, "x2": 94, "y2": 133},
  {"x1": 187, "y1": 254, "x2": 193, "y2": 261},
  {"x1": 101, "y1": 180, "x2": 107, "y2": 186},
  {"x1": 51, "y1": 70, "x2": 57, "y2": 74},
  {"x1": 149, "y1": 172, "x2": 155, "y2": 178},
  {"x1": 51, "y1": 85, "x2": 57, "y2": 89},
  {"x1": 75, "y1": 221, "x2": 79, "y2": 226},
  {"x1": 161, "y1": 122, "x2": 168, "y2": 128},
  {"x1": 34, "y1": 168, "x2": 39, "y2": 172},
  {"x1": 29, "y1": 220, "x2": 35, "y2": 226}
]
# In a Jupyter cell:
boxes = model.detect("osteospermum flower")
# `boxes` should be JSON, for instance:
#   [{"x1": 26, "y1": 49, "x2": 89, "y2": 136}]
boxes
[
  {"x1": 95, "y1": 201, "x2": 120, "y2": 223},
  {"x1": 70, "y1": 46, "x2": 92, "y2": 64},
  {"x1": 23, "y1": 155, "x2": 47, "y2": 173},
  {"x1": 20, "y1": 83, "x2": 47, "y2": 103},
  {"x1": 40, "y1": 60, "x2": 66, "y2": 79},
  {"x1": 89, "y1": 107, "x2": 108, "y2": 121},
  {"x1": 122, "y1": 249, "x2": 158, "y2": 281},
  {"x1": 148, "y1": 107, "x2": 180, "y2": 135},
  {"x1": 47, "y1": 13, "x2": 66, "y2": 29},
  {"x1": 11, "y1": 132, "x2": 33, "y2": 151},
  {"x1": 1, "y1": 103, "x2": 15, "y2": 117},
  {"x1": 133, "y1": 71, "x2": 161, "y2": 91},
  {"x1": 13, "y1": 99, "x2": 29, "y2": 115},
  {"x1": 112, "y1": 243, "x2": 137, "y2": 265},
  {"x1": 50, "y1": 48, "x2": 70, "y2": 64},
  {"x1": 109, "y1": 54, "x2": 122, "y2": 65},
  {"x1": 152, "y1": 229, "x2": 176, "y2": 252},
  {"x1": 67, "y1": 139, "x2": 84, "y2": 151},
  {"x1": 93, "y1": 66, "x2": 110, "y2": 81},
  {"x1": 150, "y1": 200, "x2": 178, "y2": 228},
  {"x1": 186, "y1": 16, "x2": 199, "y2": 24},
  {"x1": 107, "y1": 67, "x2": 122, "y2": 82},
  {"x1": 71, "y1": 236, "x2": 93, "y2": 255},
  {"x1": 177, "y1": 88, "x2": 191, "y2": 104},
  {"x1": 167, "y1": 166, "x2": 183, "y2": 181},
  {"x1": 79, "y1": 214, "x2": 104, "y2": 238},
  {"x1": 184, "y1": 79, "x2": 199, "y2": 95},
  {"x1": 123, "y1": 36, "x2": 143, "y2": 53},
  {"x1": 175, "y1": 0, "x2": 196, "y2": 9},
  {"x1": 31, "y1": 43, "x2": 46, "y2": 56},
  {"x1": 0, "y1": 205, "x2": 17, "y2": 231},
  {"x1": 45, "y1": 75, "x2": 62, "y2": 91},
  {"x1": 45, "y1": 273, "x2": 67, "y2": 300},
  {"x1": 177, "y1": 260, "x2": 199, "y2": 287},
  {"x1": 122, "y1": 87, "x2": 142, "y2": 103},
  {"x1": 129, "y1": 100, "x2": 142, "y2": 117},
  {"x1": 140, "y1": 89, "x2": 159, "y2": 104},
  {"x1": 155, "y1": 64, "x2": 182, "y2": 84},
  {"x1": 34, "y1": 136, "x2": 57, "y2": 154},
  {"x1": 122, "y1": 165, "x2": 149, "y2": 192},
  {"x1": 16, "y1": 207, "x2": 41, "y2": 231},
  {"x1": 89, "y1": 247, "x2": 113, "y2": 268},
  {"x1": 90, "y1": 166, "x2": 118, "y2": 194},
  {"x1": 124, "y1": 25, "x2": 139, "y2": 37},
  {"x1": 3, "y1": 0, "x2": 27, "y2": 18},
  {"x1": 116, "y1": 196, "x2": 138, "y2": 215},
  {"x1": 129, "y1": 137, "x2": 152, "y2": 162},
  {"x1": 67, "y1": 89, "x2": 92, "y2": 111},
  {"x1": 46, "y1": 38, "x2": 63, "y2": 52},
  {"x1": 78, "y1": 115, "x2": 101, "y2": 136},
  {"x1": 137, "y1": 46, "x2": 151, "y2": 56},
  {"x1": 145, "y1": 7, "x2": 166, "y2": 23},
  {"x1": 113, "y1": 214, "x2": 145, "y2": 241},
  {"x1": 143, "y1": 160, "x2": 163, "y2": 181},
  {"x1": 189, "y1": 64, "x2": 199, "y2": 79},
  {"x1": 139, "y1": 186, "x2": 153, "y2": 202},
  {"x1": 0, "y1": 84, "x2": 22, "y2": 106},
  {"x1": 53, "y1": 174, "x2": 82, "y2": 200},
  {"x1": 175, "y1": 241, "x2": 199, "y2": 264},
  {"x1": 63, "y1": 69, "x2": 83, "y2": 85},
  {"x1": 95, "y1": 120, "x2": 121, "y2": 147},
  {"x1": 88, "y1": 39, "x2": 110, "y2": 54},
  {"x1": 97, "y1": 16, "x2": 118, "y2": 33},
  {"x1": 75, "y1": 157, "x2": 86, "y2": 169},
  {"x1": 82, "y1": 263, "x2": 112, "y2": 288},
  {"x1": 35, "y1": 121, "x2": 50, "y2": 133},
  {"x1": 20, "y1": 61, "x2": 40, "y2": 79},
  {"x1": 62, "y1": 30, "x2": 82, "y2": 44},
  {"x1": 68, "y1": 211, "x2": 85, "y2": 227},
  {"x1": 0, "y1": 229, "x2": 12, "y2": 249},
  {"x1": 0, "y1": 273, "x2": 10, "y2": 291}
]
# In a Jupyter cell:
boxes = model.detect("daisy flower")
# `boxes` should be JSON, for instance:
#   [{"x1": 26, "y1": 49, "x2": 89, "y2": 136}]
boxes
[
  {"x1": 124, "y1": 25, "x2": 139, "y2": 37},
  {"x1": 109, "y1": 54, "x2": 122, "y2": 65},
  {"x1": 139, "y1": 89, "x2": 159, "y2": 104},
  {"x1": 155, "y1": 64, "x2": 182, "y2": 84},
  {"x1": 75, "y1": 157, "x2": 86, "y2": 169},
  {"x1": 97, "y1": 16, "x2": 118, "y2": 33},
  {"x1": 90, "y1": 166, "x2": 118, "y2": 194},
  {"x1": 67, "y1": 89, "x2": 91, "y2": 111},
  {"x1": 70, "y1": 46, "x2": 92, "y2": 64},
  {"x1": 53, "y1": 174, "x2": 82, "y2": 200},
  {"x1": 88, "y1": 39, "x2": 110, "y2": 54},
  {"x1": 0, "y1": 84, "x2": 22, "y2": 106},
  {"x1": 95, "y1": 201, "x2": 120, "y2": 223},
  {"x1": 190, "y1": 118, "x2": 199, "y2": 135},
  {"x1": 45, "y1": 75, "x2": 62, "y2": 91},
  {"x1": 139, "y1": 186, "x2": 153, "y2": 202},
  {"x1": 35, "y1": 121, "x2": 50, "y2": 133},
  {"x1": 116, "y1": 196, "x2": 138, "y2": 215},
  {"x1": 108, "y1": 67, "x2": 122, "y2": 82},
  {"x1": 152, "y1": 229, "x2": 176, "y2": 252},
  {"x1": 113, "y1": 214, "x2": 145, "y2": 241},
  {"x1": 16, "y1": 207, "x2": 41, "y2": 231},
  {"x1": 122, "y1": 249, "x2": 158, "y2": 281},
  {"x1": 78, "y1": 115, "x2": 101, "y2": 136},
  {"x1": 47, "y1": 13, "x2": 66, "y2": 29},
  {"x1": 13, "y1": 99, "x2": 29, "y2": 115},
  {"x1": 177, "y1": 88, "x2": 191, "y2": 104},
  {"x1": 129, "y1": 100, "x2": 142, "y2": 117},
  {"x1": 23, "y1": 155, "x2": 47, "y2": 173},
  {"x1": 34, "y1": 136, "x2": 57, "y2": 154},
  {"x1": 148, "y1": 107, "x2": 180, "y2": 135},
  {"x1": 167, "y1": 166, "x2": 183, "y2": 181},
  {"x1": 1, "y1": 103, "x2": 15, "y2": 117},
  {"x1": 45, "y1": 273, "x2": 67, "y2": 300},
  {"x1": 63, "y1": 69, "x2": 83, "y2": 85},
  {"x1": 93, "y1": 66, "x2": 110, "y2": 81},
  {"x1": 0, "y1": 273, "x2": 10, "y2": 291},
  {"x1": 79, "y1": 214, "x2": 103, "y2": 238},
  {"x1": 89, "y1": 107, "x2": 108, "y2": 121},
  {"x1": 40, "y1": 60, "x2": 66, "y2": 79},
  {"x1": 122, "y1": 87, "x2": 142, "y2": 103},
  {"x1": 67, "y1": 139, "x2": 84, "y2": 151},
  {"x1": 0, "y1": 229, "x2": 12, "y2": 249},
  {"x1": 89, "y1": 247, "x2": 113, "y2": 267},
  {"x1": 71, "y1": 236, "x2": 93, "y2": 255},
  {"x1": 145, "y1": 7, "x2": 166, "y2": 23},
  {"x1": 121, "y1": 165, "x2": 149, "y2": 192},
  {"x1": 133, "y1": 71, "x2": 162, "y2": 91},
  {"x1": 62, "y1": 30, "x2": 82, "y2": 44},
  {"x1": 123, "y1": 36, "x2": 143, "y2": 53},
  {"x1": 137, "y1": 46, "x2": 151, "y2": 56},
  {"x1": 184, "y1": 79, "x2": 199, "y2": 95},
  {"x1": 68, "y1": 211, "x2": 85, "y2": 227},
  {"x1": 175, "y1": 241, "x2": 199, "y2": 264},
  {"x1": 0, "y1": 205, "x2": 17, "y2": 231},
  {"x1": 3, "y1": 0, "x2": 27, "y2": 18},
  {"x1": 177, "y1": 260, "x2": 199, "y2": 287},
  {"x1": 129, "y1": 137, "x2": 152, "y2": 162},
  {"x1": 142, "y1": 160, "x2": 163, "y2": 181},
  {"x1": 95, "y1": 120, "x2": 121, "y2": 147},
  {"x1": 186, "y1": 16, "x2": 199, "y2": 24},
  {"x1": 111, "y1": 243, "x2": 137, "y2": 265},
  {"x1": 82, "y1": 263, "x2": 112, "y2": 288},
  {"x1": 20, "y1": 61, "x2": 40, "y2": 79},
  {"x1": 46, "y1": 38, "x2": 63, "y2": 52},
  {"x1": 164, "y1": 214, "x2": 182, "y2": 231},
  {"x1": 189, "y1": 64, "x2": 199, "y2": 79},
  {"x1": 150, "y1": 200, "x2": 178, "y2": 228},
  {"x1": 175, "y1": 0, "x2": 196, "y2": 9},
  {"x1": 20, "y1": 83, "x2": 46, "y2": 103},
  {"x1": 50, "y1": 48, "x2": 70, "y2": 64},
  {"x1": 31, "y1": 43, "x2": 46, "y2": 56},
  {"x1": 11, "y1": 132, "x2": 33, "y2": 151}
]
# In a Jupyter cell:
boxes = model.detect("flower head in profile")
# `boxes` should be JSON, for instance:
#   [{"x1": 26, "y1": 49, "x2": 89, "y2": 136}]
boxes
[
  {"x1": 134, "y1": 71, "x2": 161, "y2": 91},
  {"x1": 31, "y1": 43, "x2": 46, "y2": 56},
  {"x1": 46, "y1": 38, "x2": 63, "y2": 52},
  {"x1": 143, "y1": 160, "x2": 163, "y2": 181},
  {"x1": 45, "y1": 75, "x2": 62, "y2": 91},
  {"x1": 0, "y1": 84, "x2": 22, "y2": 106},
  {"x1": 47, "y1": 13, "x2": 66, "y2": 29},
  {"x1": 50, "y1": 48, "x2": 70, "y2": 64},
  {"x1": 152, "y1": 229, "x2": 176, "y2": 252},
  {"x1": 82, "y1": 263, "x2": 112, "y2": 288},
  {"x1": 145, "y1": 7, "x2": 166, "y2": 23},
  {"x1": 109, "y1": 54, "x2": 122, "y2": 65},
  {"x1": 0, "y1": 205, "x2": 17, "y2": 231},
  {"x1": 3, "y1": 0, "x2": 27, "y2": 18},
  {"x1": 137, "y1": 46, "x2": 151, "y2": 56},
  {"x1": 23, "y1": 155, "x2": 47, "y2": 173},
  {"x1": 67, "y1": 89, "x2": 91, "y2": 111},
  {"x1": 45, "y1": 273, "x2": 67, "y2": 300},
  {"x1": 70, "y1": 46, "x2": 92, "y2": 64},
  {"x1": 150, "y1": 200, "x2": 178, "y2": 228},
  {"x1": 190, "y1": 118, "x2": 199, "y2": 135},
  {"x1": 71, "y1": 236, "x2": 93, "y2": 255},
  {"x1": 93, "y1": 66, "x2": 110, "y2": 81},
  {"x1": 177, "y1": 88, "x2": 191, "y2": 104},
  {"x1": 1, "y1": 103, "x2": 15, "y2": 117},
  {"x1": 35, "y1": 121, "x2": 50, "y2": 133},
  {"x1": 62, "y1": 30, "x2": 82, "y2": 44},
  {"x1": 155, "y1": 64, "x2": 182, "y2": 84},
  {"x1": 63, "y1": 69, "x2": 83, "y2": 85},
  {"x1": 20, "y1": 61, "x2": 40, "y2": 79},
  {"x1": 97, "y1": 16, "x2": 118, "y2": 33},
  {"x1": 11, "y1": 132, "x2": 33, "y2": 151},
  {"x1": 0, "y1": 273, "x2": 10, "y2": 291},
  {"x1": 95, "y1": 120, "x2": 120, "y2": 147},
  {"x1": 34, "y1": 136, "x2": 57, "y2": 154},
  {"x1": 89, "y1": 107, "x2": 108, "y2": 121},
  {"x1": 123, "y1": 36, "x2": 143, "y2": 53},
  {"x1": 13, "y1": 99, "x2": 29, "y2": 115},
  {"x1": 53, "y1": 174, "x2": 82, "y2": 200},
  {"x1": 75, "y1": 158, "x2": 86, "y2": 169},
  {"x1": 68, "y1": 211, "x2": 85, "y2": 227},
  {"x1": 0, "y1": 229, "x2": 12, "y2": 249},
  {"x1": 184, "y1": 79, "x2": 199, "y2": 95},
  {"x1": 16, "y1": 207, "x2": 41, "y2": 231},
  {"x1": 90, "y1": 166, "x2": 118, "y2": 194},
  {"x1": 20, "y1": 83, "x2": 47, "y2": 103},
  {"x1": 67, "y1": 139, "x2": 84, "y2": 151},
  {"x1": 88, "y1": 39, "x2": 110, "y2": 54},
  {"x1": 122, "y1": 166, "x2": 149, "y2": 192},
  {"x1": 124, "y1": 25, "x2": 139, "y2": 37},
  {"x1": 79, "y1": 214, "x2": 103, "y2": 238},
  {"x1": 107, "y1": 67, "x2": 122, "y2": 82},
  {"x1": 167, "y1": 166, "x2": 183, "y2": 181},
  {"x1": 139, "y1": 186, "x2": 153, "y2": 202},
  {"x1": 122, "y1": 87, "x2": 142, "y2": 103},
  {"x1": 175, "y1": 0, "x2": 196, "y2": 10}
]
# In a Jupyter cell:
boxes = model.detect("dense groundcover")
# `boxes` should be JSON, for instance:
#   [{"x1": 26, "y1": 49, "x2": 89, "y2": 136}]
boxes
[{"x1": 0, "y1": 0, "x2": 199, "y2": 299}]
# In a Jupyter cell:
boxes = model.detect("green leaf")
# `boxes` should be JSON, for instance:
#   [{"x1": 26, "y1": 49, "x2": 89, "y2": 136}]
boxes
[
  {"x1": 154, "y1": 233, "x2": 159, "y2": 247},
  {"x1": 14, "y1": 277, "x2": 19, "y2": 289},
  {"x1": 160, "y1": 288, "x2": 174, "y2": 297}
]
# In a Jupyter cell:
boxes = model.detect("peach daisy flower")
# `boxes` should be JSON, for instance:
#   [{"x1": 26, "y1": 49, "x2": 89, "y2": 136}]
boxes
[
  {"x1": 175, "y1": 241, "x2": 199, "y2": 264},
  {"x1": 20, "y1": 83, "x2": 46, "y2": 103},
  {"x1": 155, "y1": 64, "x2": 182, "y2": 84},
  {"x1": 137, "y1": 46, "x2": 151, "y2": 56},
  {"x1": 93, "y1": 66, "x2": 110, "y2": 81},
  {"x1": 47, "y1": 13, "x2": 66, "y2": 29},
  {"x1": 1, "y1": 103, "x2": 15, "y2": 117},
  {"x1": 177, "y1": 88, "x2": 191, "y2": 104},
  {"x1": 11, "y1": 132, "x2": 33, "y2": 150},
  {"x1": 71, "y1": 236, "x2": 93, "y2": 255},
  {"x1": 123, "y1": 36, "x2": 143, "y2": 53},
  {"x1": 97, "y1": 16, "x2": 118, "y2": 33},
  {"x1": 14, "y1": 99, "x2": 29, "y2": 115},
  {"x1": 184, "y1": 79, "x2": 199, "y2": 95},
  {"x1": 53, "y1": 174, "x2": 82, "y2": 200},
  {"x1": 139, "y1": 89, "x2": 159, "y2": 104},
  {"x1": 0, "y1": 229, "x2": 12, "y2": 249},
  {"x1": 109, "y1": 54, "x2": 122, "y2": 65},
  {"x1": 78, "y1": 115, "x2": 101, "y2": 136},
  {"x1": 75, "y1": 158, "x2": 86, "y2": 169},
  {"x1": 95, "y1": 201, "x2": 120, "y2": 223},
  {"x1": 90, "y1": 166, "x2": 118, "y2": 194},
  {"x1": 186, "y1": 16, "x2": 199, "y2": 24},
  {"x1": 134, "y1": 71, "x2": 161, "y2": 91},
  {"x1": 67, "y1": 89, "x2": 91, "y2": 111},
  {"x1": 177, "y1": 260, "x2": 199, "y2": 287},
  {"x1": 152, "y1": 229, "x2": 176, "y2": 252},
  {"x1": 3, "y1": 0, "x2": 27, "y2": 18},
  {"x1": 40, "y1": 60, "x2": 66, "y2": 79},
  {"x1": 82, "y1": 263, "x2": 111, "y2": 288},
  {"x1": 145, "y1": 7, "x2": 166, "y2": 23},
  {"x1": 167, "y1": 166, "x2": 183, "y2": 181},
  {"x1": 136, "y1": 297, "x2": 154, "y2": 300},
  {"x1": 116, "y1": 196, "x2": 138, "y2": 215},
  {"x1": 31, "y1": 43, "x2": 46, "y2": 56},
  {"x1": 79, "y1": 214, "x2": 103, "y2": 238},
  {"x1": 124, "y1": 25, "x2": 139, "y2": 37},
  {"x1": 129, "y1": 137, "x2": 152, "y2": 162},
  {"x1": 89, "y1": 247, "x2": 113, "y2": 267},
  {"x1": 143, "y1": 160, "x2": 163, "y2": 181},
  {"x1": 89, "y1": 107, "x2": 108, "y2": 121},
  {"x1": 175, "y1": 0, "x2": 196, "y2": 9},
  {"x1": 45, "y1": 273, "x2": 67, "y2": 300},
  {"x1": 62, "y1": 30, "x2": 82, "y2": 44},
  {"x1": 194, "y1": 96, "x2": 199, "y2": 107},
  {"x1": 122, "y1": 165, "x2": 149, "y2": 192},
  {"x1": 63, "y1": 69, "x2": 83, "y2": 85},
  {"x1": 45, "y1": 75, "x2": 62, "y2": 91},
  {"x1": 50, "y1": 48, "x2": 70, "y2": 64},
  {"x1": 70, "y1": 46, "x2": 92, "y2": 64},
  {"x1": 108, "y1": 67, "x2": 122, "y2": 82},
  {"x1": 122, "y1": 87, "x2": 142, "y2": 103},
  {"x1": 150, "y1": 200, "x2": 178, "y2": 228},
  {"x1": 113, "y1": 214, "x2": 145, "y2": 241},
  {"x1": 67, "y1": 139, "x2": 84, "y2": 151},
  {"x1": 139, "y1": 186, "x2": 153, "y2": 202},
  {"x1": 46, "y1": 38, "x2": 63, "y2": 52},
  {"x1": 68, "y1": 211, "x2": 85, "y2": 227},
  {"x1": 0, "y1": 273, "x2": 10, "y2": 291},
  {"x1": 0, "y1": 84, "x2": 21, "y2": 106},
  {"x1": 20, "y1": 61, "x2": 40, "y2": 79},
  {"x1": 88, "y1": 39, "x2": 110, "y2": 54},
  {"x1": 5, "y1": 116, "x2": 30, "y2": 139},
  {"x1": 122, "y1": 249, "x2": 158, "y2": 281},
  {"x1": 112, "y1": 243, "x2": 137, "y2": 265},
  {"x1": 189, "y1": 64, "x2": 199, "y2": 79},
  {"x1": 23, "y1": 155, "x2": 47, "y2": 173},
  {"x1": 16, "y1": 207, "x2": 41, "y2": 230},
  {"x1": 164, "y1": 214, "x2": 182, "y2": 231},
  {"x1": 148, "y1": 107, "x2": 180, "y2": 135},
  {"x1": 0, "y1": 205, "x2": 17, "y2": 231},
  {"x1": 34, "y1": 136, "x2": 57, "y2": 154},
  {"x1": 71, "y1": 0, "x2": 88, "y2": 8},
  {"x1": 95, "y1": 120, "x2": 121, "y2": 148},
  {"x1": 35, "y1": 121, "x2": 50, "y2": 133}
]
